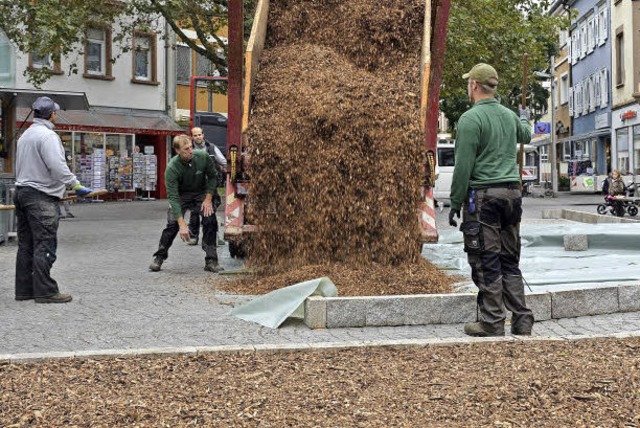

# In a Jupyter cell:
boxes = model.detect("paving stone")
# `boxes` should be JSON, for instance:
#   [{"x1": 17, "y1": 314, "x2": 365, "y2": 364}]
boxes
[
  {"x1": 1, "y1": 200, "x2": 640, "y2": 360},
  {"x1": 551, "y1": 287, "x2": 619, "y2": 318}
]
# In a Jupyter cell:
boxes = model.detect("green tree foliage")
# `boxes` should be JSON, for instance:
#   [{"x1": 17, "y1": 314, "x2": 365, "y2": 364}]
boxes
[
  {"x1": 441, "y1": 0, "x2": 570, "y2": 130},
  {"x1": 0, "y1": 0, "x2": 257, "y2": 87}
]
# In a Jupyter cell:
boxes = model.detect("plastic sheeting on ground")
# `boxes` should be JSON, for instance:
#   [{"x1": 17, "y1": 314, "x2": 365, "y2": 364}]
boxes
[
  {"x1": 423, "y1": 222, "x2": 640, "y2": 292},
  {"x1": 230, "y1": 277, "x2": 338, "y2": 328}
]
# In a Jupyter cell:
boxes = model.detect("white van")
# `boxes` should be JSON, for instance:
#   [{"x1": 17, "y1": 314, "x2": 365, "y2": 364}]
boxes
[
  {"x1": 434, "y1": 137, "x2": 455, "y2": 206},
  {"x1": 433, "y1": 138, "x2": 538, "y2": 206}
]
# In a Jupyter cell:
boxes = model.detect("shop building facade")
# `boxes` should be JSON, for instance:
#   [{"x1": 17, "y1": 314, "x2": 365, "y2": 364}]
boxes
[
  {"x1": 0, "y1": 22, "x2": 184, "y2": 199},
  {"x1": 610, "y1": 0, "x2": 640, "y2": 181},
  {"x1": 566, "y1": 0, "x2": 613, "y2": 193}
]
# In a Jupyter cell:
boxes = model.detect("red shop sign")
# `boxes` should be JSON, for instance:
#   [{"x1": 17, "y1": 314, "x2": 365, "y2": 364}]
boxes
[{"x1": 621, "y1": 110, "x2": 638, "y2": 121}]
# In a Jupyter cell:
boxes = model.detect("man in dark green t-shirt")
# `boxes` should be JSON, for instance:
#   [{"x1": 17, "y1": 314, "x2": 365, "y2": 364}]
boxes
[
  {"x1": 449, "y1": 63, "x2": 534, "y2": 337},
  {"x1": 149, "y1": 134, "x2": 222, "y2": 273}
]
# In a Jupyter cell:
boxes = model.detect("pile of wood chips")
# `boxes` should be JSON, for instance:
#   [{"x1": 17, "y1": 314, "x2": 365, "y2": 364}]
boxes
[
  {"x1": 223, "y1": 0, "x2": 458, "y2": 295},
  {"x1": 216, "y1": 259, "x2": 458, "y2": 297}
]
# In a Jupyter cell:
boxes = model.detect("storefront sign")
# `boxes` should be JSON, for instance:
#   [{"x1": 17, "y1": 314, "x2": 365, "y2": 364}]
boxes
[
  {"x1": 621, "y1": 110, "x2": 638, "y2": 121},
  {"x1": 595, "y1": 112, "x2": 610, "y2": 129},
  {"x1": 534, "y1": 122, "x2": 551, "y2": 134}
]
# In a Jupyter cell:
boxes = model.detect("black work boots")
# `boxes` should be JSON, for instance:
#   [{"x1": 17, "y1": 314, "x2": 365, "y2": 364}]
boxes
[{"x1": 149, "y1": 257, "x2": 164, "y2": 272}]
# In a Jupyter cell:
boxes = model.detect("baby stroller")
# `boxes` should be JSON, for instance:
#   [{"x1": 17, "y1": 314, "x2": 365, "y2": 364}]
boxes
[{"x1": 597, "y1": 182, "x2": 638, "y2": 217}]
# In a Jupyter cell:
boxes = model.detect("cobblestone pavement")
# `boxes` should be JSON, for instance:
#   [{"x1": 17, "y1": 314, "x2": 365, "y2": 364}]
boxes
[{"x1": 1, "y1": 194, "x2": 639, "y2": 357}]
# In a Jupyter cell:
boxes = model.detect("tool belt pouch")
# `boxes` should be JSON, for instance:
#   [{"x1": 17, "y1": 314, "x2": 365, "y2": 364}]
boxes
[{"x1": 461, "y1": 221, "x2": 483, "y2": 254}]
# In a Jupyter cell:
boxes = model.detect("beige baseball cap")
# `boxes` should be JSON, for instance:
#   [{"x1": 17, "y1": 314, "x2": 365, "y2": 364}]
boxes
[{"x1": 462, "y1": 63, "x2": 499, "y2": 87}]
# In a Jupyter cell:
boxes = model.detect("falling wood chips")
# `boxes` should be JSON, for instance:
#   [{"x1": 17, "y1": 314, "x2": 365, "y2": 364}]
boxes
[{"x1": 217, "y1": 0, "x2": 459, "y2": 295}]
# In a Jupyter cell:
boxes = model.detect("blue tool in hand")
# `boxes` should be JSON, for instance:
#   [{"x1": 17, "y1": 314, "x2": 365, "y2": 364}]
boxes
[
  {"x1": 73, "y1": 184, "x2": 92, "y2": 197},
  {"x1": 468, "y1": 189, "x2": 476, "y2": 214}
]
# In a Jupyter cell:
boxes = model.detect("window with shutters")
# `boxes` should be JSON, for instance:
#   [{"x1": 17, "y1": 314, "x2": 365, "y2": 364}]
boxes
[
  {"x1": 588, "y1": 75, "x2": 596, "y2": 112},
  {"x1": 594, "y1": 72, "x2": 601, "y2": 107},
  {"x1": 560, "y1": 73, "x2": 569, "y2": 105},
  {"x1": 575, "y1": 84, "x2": 582, "y2": 117},
  {"x1": 598, "y1": 6, "x2": 607, "y2": 46},
  {"x1": 559, "y1": 29, "x2": 569, "y2": 47},
  {"x1": 582, "y1": 80, "x2": 589, "y2": 115},
  {"x1": 569, "y1": 87, "x2": 574, "y2": 117},
  {"x1": 587, "y1": 18, "x2": 595, "y2": 54},
  {"x1": 580, "y1": 23, "x2": 587, "y2": 59},
  {"x1": 571, "y1": 32, "x2": 578, "y2": 64},
  {"x1": 600, "y1": 68, "x2": 609, "y2": 107}
]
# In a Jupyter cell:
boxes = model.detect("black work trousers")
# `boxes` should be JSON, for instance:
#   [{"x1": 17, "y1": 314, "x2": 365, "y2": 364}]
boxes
[
  {"x1": 14, "y1": 186, "x2": 62, "y2": 299},
  {"x1": 460, "y1": 186, "x2": 534, "y2": 334},
  {"x1": 153, "y1": 192, "x2": 218, "y2": 263}
]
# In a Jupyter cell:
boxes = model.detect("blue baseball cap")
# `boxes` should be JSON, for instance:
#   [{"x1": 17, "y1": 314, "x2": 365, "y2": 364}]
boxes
[{"x1": 32, "y1": 96, "x2": 60, "y2": 119}]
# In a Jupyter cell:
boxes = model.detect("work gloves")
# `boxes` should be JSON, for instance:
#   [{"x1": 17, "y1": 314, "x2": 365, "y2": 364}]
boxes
[
  {"x1": 73, "y1": 184, "x2": 92, "y2": 197},
  {"x1": 518, "y1": 106, "x2": 531, "y2": 121},
  {"x1": 448, "y1": 208, "x2": 460, "y2": 227}
]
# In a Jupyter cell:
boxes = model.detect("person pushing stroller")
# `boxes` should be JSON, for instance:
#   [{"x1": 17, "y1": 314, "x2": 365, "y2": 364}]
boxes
[{"x1": 600, "y1": 170, "x2": 629, "y2": 217}]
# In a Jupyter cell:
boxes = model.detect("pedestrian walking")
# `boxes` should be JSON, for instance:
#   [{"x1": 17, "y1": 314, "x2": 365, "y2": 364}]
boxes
[
  {"x1": 448, "y1": 63, "x2": 535, "y2": 337},
  {"x1": 149, "y1": 134, "x2": 223, "y2": 272},
  {"x1": 14, "y1": 96, "x2": 92, "y2": 303},
  {"x1": 187, "y1": 127, "x2": 226, "y2": 246}
]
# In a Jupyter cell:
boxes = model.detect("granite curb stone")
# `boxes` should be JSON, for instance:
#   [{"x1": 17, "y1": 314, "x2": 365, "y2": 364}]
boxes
[
  {"x1": 305, "y1": 285, "x2": 631, "y2": 329},
  {"x1": 551, "y1": 286, "x2": 619, "y2": 319},
  {"x1": 3, "y1": 330, "x2": 640, "y2": 364},
  {"x1": 619, "y1": 284, "x2": 640, "y2": 312}
]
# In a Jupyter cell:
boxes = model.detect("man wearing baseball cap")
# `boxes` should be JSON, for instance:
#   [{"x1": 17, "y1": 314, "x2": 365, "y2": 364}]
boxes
[
  {"x1": 14, "y1": 96, "x2": 92, "y2": 303},
  {"x1": 448, "y1": 63, "x2": 535, "y2": 337}
]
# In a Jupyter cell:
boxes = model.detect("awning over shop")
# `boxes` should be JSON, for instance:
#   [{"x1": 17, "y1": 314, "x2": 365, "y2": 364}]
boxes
[
  {"x1": 531, "y1": 135, "x2": 551, "y2": 147},
  {"x1": 558, "y1": 128, "x2": 610, "y2": 144},
  {"x1": 16, "y1": 106, "x2": 185, "y2": 136},
  {"x1": 0, "y1": 88, "x2": 89, "y2": 111}
]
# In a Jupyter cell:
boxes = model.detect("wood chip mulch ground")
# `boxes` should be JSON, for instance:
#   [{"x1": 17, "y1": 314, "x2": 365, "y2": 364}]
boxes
[
  {"x1": 214, "y1": 259, "x2": 459, "y2": 296},
  {"x1": 2, "y1": 338, "x2": 639, "y2": 427}
]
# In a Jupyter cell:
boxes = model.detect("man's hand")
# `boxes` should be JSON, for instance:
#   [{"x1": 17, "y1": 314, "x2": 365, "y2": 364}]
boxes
[
  {"x1": 177, "y1": 218, "x2": 190, "y2": 241},
  {"x1": 201, "y1": 200, "x2": 213, "y2": 218},
  {"x1": 73, "y1": 184, "x2": 92, "y2": 197},
  {"x1": 518, "y1": 106, "x2": 530, "y2": 120},
  {"x1": 449, "y1": 208, "x2": 460, "y2": 227},
  {"x1": 202, "y1": 194, "x2": 214, "y2": 217}
]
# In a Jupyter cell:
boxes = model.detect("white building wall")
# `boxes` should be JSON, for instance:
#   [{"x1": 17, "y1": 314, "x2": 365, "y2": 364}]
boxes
[{"x1": 14, "y1": 26, "x2": 168, "y2": 112}]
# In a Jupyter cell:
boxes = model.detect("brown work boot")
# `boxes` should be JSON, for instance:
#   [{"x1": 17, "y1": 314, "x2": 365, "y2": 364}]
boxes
[
  {"x1": 35, "y1": 293, "x2": 73, "y2": 304},
  {"x1": 464, "y1": 322, "x2": 505, "y2": 337}
]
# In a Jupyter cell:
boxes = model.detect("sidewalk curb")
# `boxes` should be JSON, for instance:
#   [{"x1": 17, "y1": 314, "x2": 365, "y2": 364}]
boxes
[
  {"x1": 542, "y1": 208, "x2": 640, "y2": 223},
  {"x1": 303, "y1": 283, "x2": 640, "y2": 329},
  {"x1": 2, "y1": 330, "x2": 639, "y2": 364}
]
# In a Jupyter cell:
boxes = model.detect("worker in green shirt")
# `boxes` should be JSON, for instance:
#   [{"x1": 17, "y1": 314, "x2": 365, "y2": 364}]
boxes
[
  {"x1": 149, "y1": 134, "x2": 223, "y2": 273},
  {"x1": 448, "y1": 63, "x2": 534, "y2": 337}
]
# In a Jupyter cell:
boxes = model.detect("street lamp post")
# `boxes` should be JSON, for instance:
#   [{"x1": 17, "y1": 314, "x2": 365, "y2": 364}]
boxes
[{"x1": 534, "y1": 67, "x2": 558, "y2": 195}]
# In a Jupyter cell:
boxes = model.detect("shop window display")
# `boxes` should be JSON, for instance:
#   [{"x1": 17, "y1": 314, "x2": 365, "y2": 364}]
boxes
[{"x1": 105, "y1": 134, "x2": 134, "y2": 192}]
